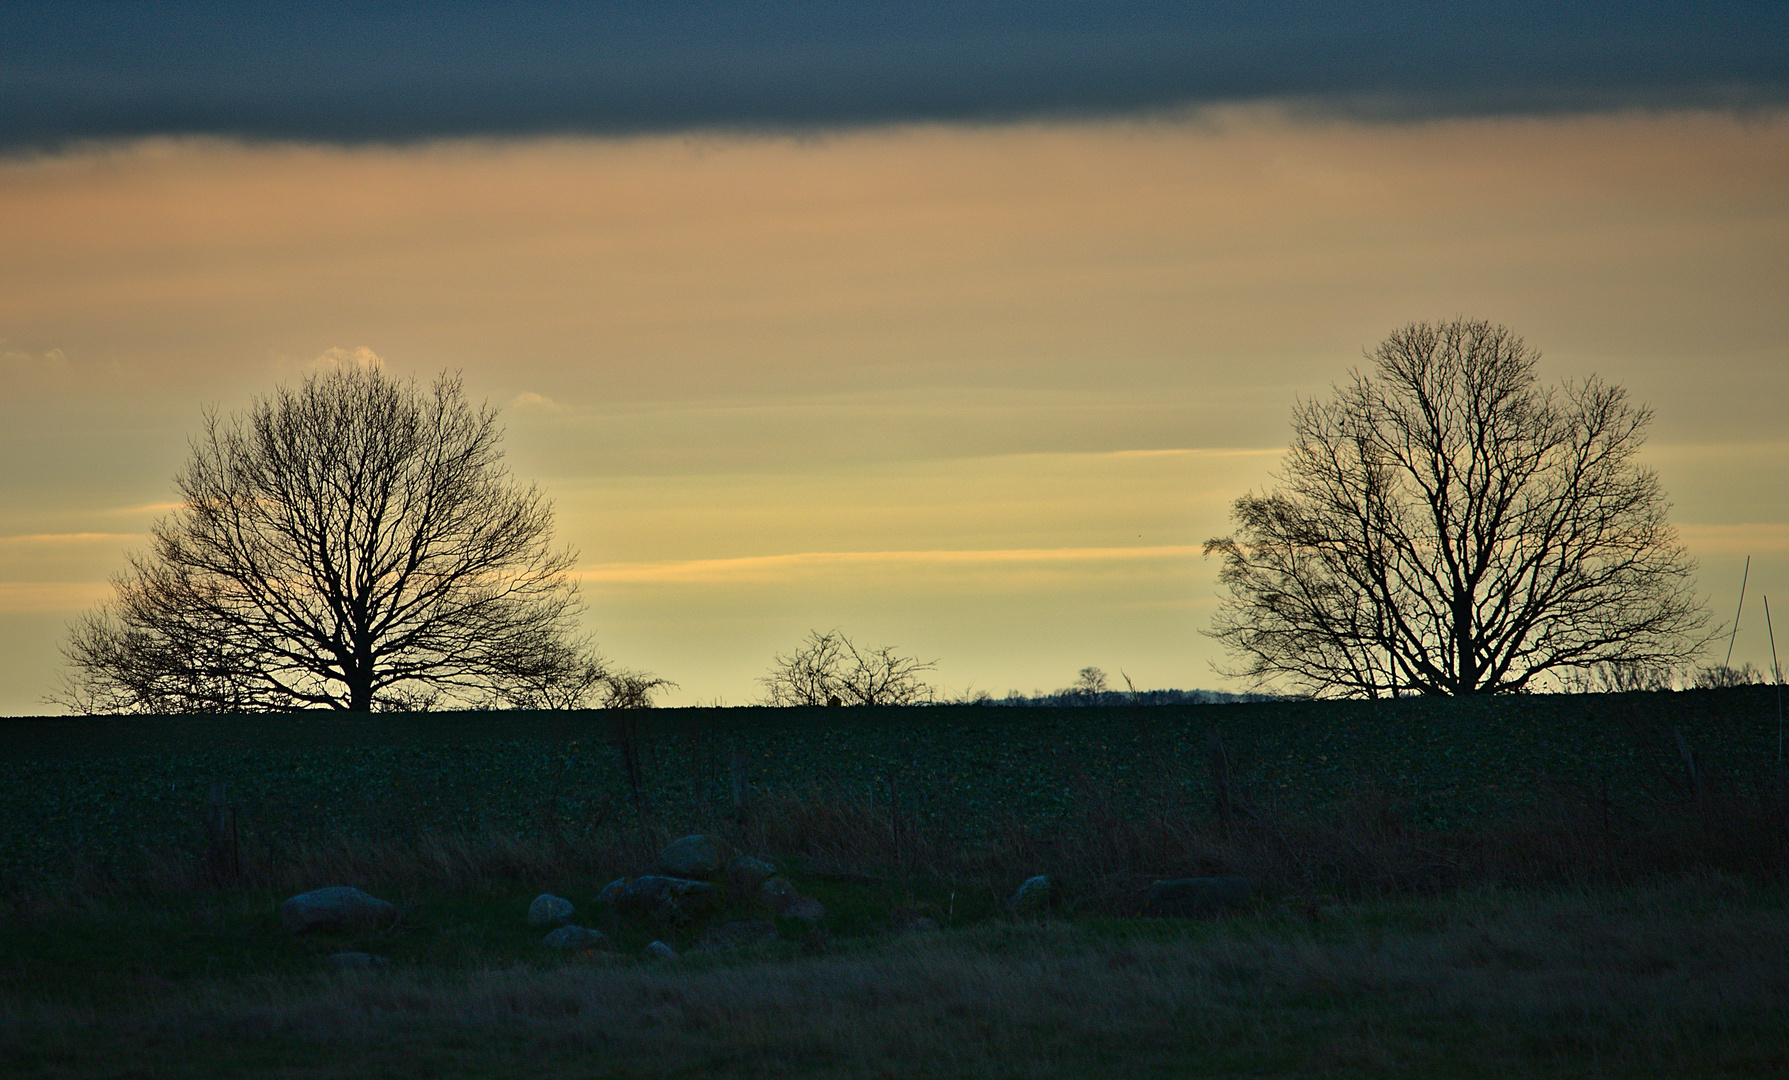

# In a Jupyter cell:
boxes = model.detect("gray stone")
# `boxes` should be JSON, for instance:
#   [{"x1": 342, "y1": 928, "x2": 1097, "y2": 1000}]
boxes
[
  {"x1": 758, "y1": 876, "x2": 825, "y2": 922},
  {"x1": 658, "y1": 834, "x2": 723, "y2": 880},
  {"x1": 643, "y1": 940, "x2": 678, "y2": 960},
  {"x1": 602, "y1": 875, "x2": 717, "y2": 921},
  {"x1": 597, "y1": 878, "x2": 627, "y2": 905},
  {"x1": 694, "y1": 919, "x2": 779, "y2": 953},
  {"x1": 279, "y1": 887, "x2": 398, "y2": 934},
  {"x1": 527, "y1": 893, "x2": 575, "y2": 927},
  {"x1": 757, "y1": 875, "x2": 799, "y2": 911},
  {"x1": 784, "y1": 896, "x2": 825, "y2": 922},
  {"x1": 1145, "y1": 876, "x2": 1252, "y2": 918},
  {"x1": 541, "y1": 925, "x2": 607, "y2": 949},
  {"x1": 1007, "y1": 875, "x2": 1051, "y2": 916},
  {"x1": 729, "y1": 854, "x2": 778, "y2": 887},
  {"x1": 326, "y1": 952, "x2": 389, "y2": 969}
]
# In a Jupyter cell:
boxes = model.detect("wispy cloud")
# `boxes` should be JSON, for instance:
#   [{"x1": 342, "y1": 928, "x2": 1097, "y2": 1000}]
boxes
[
  {"x1": 509, "y1": 391, "x2": 562, "y2": 412},
  {"x1": 1676, "y1": 523, "x2": 1789, "y2": 555},
  {"x1": 0, "y1": 581, "x2": 111, "y2": 612},
  {"x1": 302, "y1": 346, "x2": 382, "y2": 373},
  {"x1": 0, "y1": 532, "x2": 141, "y2": 546},
  {"x1": 578, "y1": 545, "x2": 1202, "y2": 584},
  {"x1": 98, "y1": 503, "x2": 185, "y2": 518}
]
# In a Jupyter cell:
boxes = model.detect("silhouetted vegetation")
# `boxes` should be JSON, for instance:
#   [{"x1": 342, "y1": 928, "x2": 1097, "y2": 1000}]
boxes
[
  {"x1": 1207, "y1": 318, "x2": 1712, "y2": 697},
  {"x1": 53, "y1": 366, "x2": 627, "y2": 714}
]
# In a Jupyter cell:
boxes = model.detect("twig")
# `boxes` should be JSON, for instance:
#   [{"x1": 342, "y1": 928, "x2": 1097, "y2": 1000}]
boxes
[
  {"x1": 1725, "y1": 556, "x2": 1750, "y2": 670},
  {"x1": 1766, "y1": 594, "x2": 1782, "y2": 765}
]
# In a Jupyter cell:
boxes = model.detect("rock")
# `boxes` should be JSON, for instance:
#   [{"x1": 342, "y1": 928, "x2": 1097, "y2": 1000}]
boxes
[
  {"x1": 1007, "y1": 875, "x2": 1051, "y2": 916},
  {"x1": 784, "y1": 896, "x2": 825, "y2": 922},
  {"x1": 326, "y1": 952, "x2": 389, "y2": 969},
  {"x1": 658, "y1": 834, "x2": 722, "y2": 880},
  {"x1": 541, "y1": 925, "x2": 607, "y2": 949},
  {"x1": 729, "y1": 855, "x2": 778, "y2": 888},
  {"x1": 279, "y1": 887, "x2": 398, "y2": 934},
  {"x1": 694, "y1": 919, "x2": 779, "y2": 953},
  {"x1": 757, "y1": 876, "x2": 824, "y2": 921},
  {"x1": 601, "y1": 875, "x2": 717, "y2": 921},
  {"x1": 527, "y1": 894, "x2": 575, "y2": 927},
  {"x1": 643, "y1": 940, "x2": 678, "y2": 960},
  {"x1": 597, "y1": 878, "x2": 627, "y2": 905},
  {"x1": 1144, "y1": 876, "x2": 1252, "y2": 918}
]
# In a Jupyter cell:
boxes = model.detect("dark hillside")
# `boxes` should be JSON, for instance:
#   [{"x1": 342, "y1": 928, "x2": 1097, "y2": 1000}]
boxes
[{"x1": 1, "y1": 688, "x2": 1782, "y2": 897}]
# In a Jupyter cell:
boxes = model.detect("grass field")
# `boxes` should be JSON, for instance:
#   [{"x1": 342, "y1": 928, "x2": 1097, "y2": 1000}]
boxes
[
  {"x1": 1, "y1": 688, "x2": 1785, "y2": 1077},
  {"x1": 2, "y1": 875, "x2": 1784, "y2": 1078}
]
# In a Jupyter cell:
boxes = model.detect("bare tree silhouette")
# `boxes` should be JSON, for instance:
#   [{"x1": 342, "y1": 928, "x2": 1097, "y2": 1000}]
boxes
[
  {"x1": 56, "y1": 366, "x2": 625, "y2": 712},
  {"x1": 759, "y1": 629, "x2": 937, "y2": 706},
  {"x1": 1206, "y1": 319, "x2": 1711, "y2": 697}
]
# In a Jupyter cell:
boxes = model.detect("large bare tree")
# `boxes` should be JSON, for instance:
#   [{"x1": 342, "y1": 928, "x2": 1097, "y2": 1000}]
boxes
[
  {"x1": 1205, "y1": 319, "x2": 1711, "y2": 697},
  {"x1": 58, "y1": 366, "x2": 604, "y2": 713}
]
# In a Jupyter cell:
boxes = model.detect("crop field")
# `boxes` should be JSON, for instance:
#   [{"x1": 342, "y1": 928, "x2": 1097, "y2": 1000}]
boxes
[
  {"x1": 1, "y1": 687, "x2": 1785, "y2": 1077},
  {"x1": 1, "y1": 687, "x2": 1783, "y2": 893}
]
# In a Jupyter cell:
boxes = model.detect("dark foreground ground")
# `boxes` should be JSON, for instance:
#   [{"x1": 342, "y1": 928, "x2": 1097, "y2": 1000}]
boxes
[
  {"x1": 2, "y1": 874, "x2": 1785, "y2": 1079},
  {"x1": 2, "y1": 688, "x2": 1785, "y2": 1076}
]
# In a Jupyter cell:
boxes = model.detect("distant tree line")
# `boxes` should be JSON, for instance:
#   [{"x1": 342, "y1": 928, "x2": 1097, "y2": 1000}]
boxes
[{"x1": 972, "y1": 666, "x2": 1285, "y2": 707}]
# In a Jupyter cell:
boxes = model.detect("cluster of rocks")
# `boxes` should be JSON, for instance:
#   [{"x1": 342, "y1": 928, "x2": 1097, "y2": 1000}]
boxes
[
  {"x1": 529, "y1": 833, "x2": 828, "y2": 960},
  {"x1": 275, "y1": 848, "x2": 1255, "y2": 970},
  {"x1": 277, "y1": 886, "x2": 401, "y2": 968}
]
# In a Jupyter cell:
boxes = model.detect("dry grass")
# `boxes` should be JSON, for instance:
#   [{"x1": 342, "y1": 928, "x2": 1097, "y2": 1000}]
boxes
[
  {"x1": 3, "y1": 876, "x2": 1786, "y2": 1079},
  {"x1": 4, "y1": 761, "x2": 1787, "y2": 1077}
]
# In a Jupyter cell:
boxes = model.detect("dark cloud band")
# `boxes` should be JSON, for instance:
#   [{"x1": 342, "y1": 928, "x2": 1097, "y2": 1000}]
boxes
[{"x1": 5, "y1": 1, "x2": 1785, "y2": 148}]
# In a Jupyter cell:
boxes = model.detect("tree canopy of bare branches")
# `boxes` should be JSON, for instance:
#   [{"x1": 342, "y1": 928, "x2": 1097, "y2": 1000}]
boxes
[
  {"x1": 1205, "y1": 318, "x2": 1711, "y2": 697},
  {"x1": 57, "y1": 366, "x2": 613, "y2": 713},
  {"x1": 758, "y1": 630, "x2": 937, "y2": 706}
]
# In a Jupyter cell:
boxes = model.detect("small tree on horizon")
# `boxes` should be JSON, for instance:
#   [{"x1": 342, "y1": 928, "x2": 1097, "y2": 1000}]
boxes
[
  {"x1": 1205, "y1": 318, "x2": 1713, "y2": 697},
  {"x1": 54, "y1": 365, "x2": 636, "y2": 713},
  {"x1": 758, "y1": 629, "x2": 937, "y2": 706},
  {"x1": 1071, "y1": 666, "x2": 1109, "y2": 704}
]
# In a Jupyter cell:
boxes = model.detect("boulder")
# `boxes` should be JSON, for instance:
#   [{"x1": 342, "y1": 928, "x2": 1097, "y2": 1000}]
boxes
[
  {"x1": 279, "y1": 887, "x2": 398, "y2": 934},
  {"x1": 1007, "y1": 875, "x2": 1051, "y2": 916},
  {"x1": 658, "y1": 834, "x2": 723, "y2": 880},
  {"x1": 757, "y1": 876, "x2": 824, "y2": 921},
  {"x1": 729, "y1": 855, "x2": 778, "y2": 888},
  {"x1": 527, "y1": 894, "x2": 575, "y2": 927},
  {"x1": 783, "y1": 896, "x2": 825, "y2": 922},
  {"x1": 601, "y1": 875, "x2": 717, "y2": 921},
  {"x1": 326, "y1": 952, "x2": 389, "y2": 969},
  {"x1": 1144, "y1": 876, "x2": 1252, "y2": 918},
  {"x1": 597, "y1": 878, "x2": 627, "y2": 905},
  {"x1": 694, "y1": 919, "x2": 780, "y2": 953},
  {"x1": 643, "y1": 940, "x2": 678, "y2": 960},
  {"x1": 541, "y1": 925, "x2": 607, "y2": 950}
]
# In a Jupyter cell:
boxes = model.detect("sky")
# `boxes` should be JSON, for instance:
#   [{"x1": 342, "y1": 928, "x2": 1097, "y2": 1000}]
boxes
[{"x1": 2, "y1": 3, "x2": 1786, "y2": 713}]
